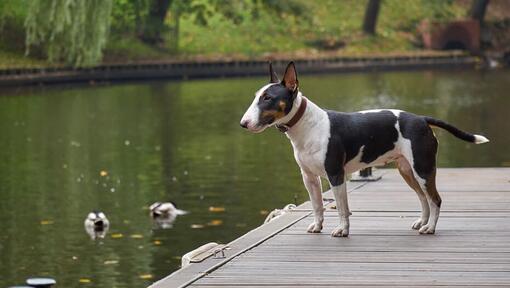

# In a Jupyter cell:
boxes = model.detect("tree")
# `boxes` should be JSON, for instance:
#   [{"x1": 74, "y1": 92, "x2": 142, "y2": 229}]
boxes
[
  {"x1": 25, "y1": 0, "x2": 113, "y2": 67},
  {"x1": 362, "y1": 0, "x2": 381, "y2": 35},
  {"x1": 138, "y1": 0, "x2": 309, "y2": 46},
  {"x1": 139, "y1": 0, "x2": 173, "y2": 44},
  {"x1": 469, "y1": 0, "x2": 490, "y2": 26}
]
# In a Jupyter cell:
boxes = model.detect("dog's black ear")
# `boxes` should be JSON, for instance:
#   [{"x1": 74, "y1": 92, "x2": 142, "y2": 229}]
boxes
[
  {"x1": 269, "y1": 62, "x2": 279, "y2": 83},
  {"x1": 282, "y1": 61, "x2": 298, "y2": 92}
]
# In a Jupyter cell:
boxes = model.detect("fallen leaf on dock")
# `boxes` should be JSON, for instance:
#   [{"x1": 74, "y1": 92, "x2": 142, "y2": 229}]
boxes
[
  {"x1": 209, "y1": 206, "x2": 225, "y2": 212},
  {"x1": 40, "y1": 220, "x2": 54, "y2": 225},
  {"x1": 207, "y1": 219, "x2": 223, "y2": 226},
  {"x1": 111, "y1": 233, "x2": 123, "y2": 239},
  {"x1": 139, "y1": 274, "x2": 153, "y2": 280},
  {"x1": 130, "y1": 234, "x2": 144, "y2": 239},
  {"x1": 79, "y1": 278, "x2": 91, "y2": 283},
  {"x1": 190, "y1": 224, "x2": 205, "y2": 229}
]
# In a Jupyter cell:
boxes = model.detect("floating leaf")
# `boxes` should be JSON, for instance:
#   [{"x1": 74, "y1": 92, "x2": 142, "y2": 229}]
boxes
[
  {"x1": 172, "y1": 256, "x2": 182, "y2": 260},
  {"x1": 153, "y1": 240, "x2": 162, "y2": 245},
  {"x1": 209, "y1": 206, "x2": 225, "y2": 212},
  {"x1": 111, "y1": 233, "x2": 123, "y2": 239},
  {"x1": 139, "y1": 274, "x2": 153, "y2": 280},
  {"x1": 100, "y1": 170, "x2": 108, "y2": 177},
  {"x1": 207, "y1": 219, "x2": 223, "y2": 226},
  {"x1": 190, "y1": 224, "x2": 205, "y2": 229},
  {"x1": 79, "y1": 278, "x2": 91, "y2": 283},
  {"x1": 259, "y1": 210, "x2": 269, "y2": 215},
  {"x1": 40, "y1": 220, "x2": 54, "y2": 225},
  {"x1": 130, "y1": 234, "x2": 143, "y2": 239},
  {"x1": 104, "y1": 260, "x2": 118, "y2": 265}
]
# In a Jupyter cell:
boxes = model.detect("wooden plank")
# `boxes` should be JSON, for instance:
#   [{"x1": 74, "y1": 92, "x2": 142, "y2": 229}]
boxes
[{"x1": 151, "y1": 168, "x2": 510, "y2": 288}]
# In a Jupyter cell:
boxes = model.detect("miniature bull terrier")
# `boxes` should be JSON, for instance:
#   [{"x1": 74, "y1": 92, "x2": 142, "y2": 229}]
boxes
[{"x1": 240, "y1": 62, "x2": 489, "y2": 237}]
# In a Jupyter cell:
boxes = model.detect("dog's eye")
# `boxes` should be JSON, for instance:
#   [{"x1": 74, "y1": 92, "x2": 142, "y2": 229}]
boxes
[{"x1": 262, "y1": 94, "x2": 271, "y2": 101}]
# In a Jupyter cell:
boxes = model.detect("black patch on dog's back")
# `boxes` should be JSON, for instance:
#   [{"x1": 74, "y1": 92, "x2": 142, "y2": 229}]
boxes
[{"x1": 324, "y1": 110, "x2": 399, "y2": 186}]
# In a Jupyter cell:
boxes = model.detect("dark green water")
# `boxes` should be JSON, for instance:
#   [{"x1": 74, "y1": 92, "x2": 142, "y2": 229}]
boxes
[{"x1": 0, "y1": 69, "x2": 508, "y2": 287}]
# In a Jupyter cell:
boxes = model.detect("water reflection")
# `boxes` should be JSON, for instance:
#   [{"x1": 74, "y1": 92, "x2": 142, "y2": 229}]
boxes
[{"x1": 0, "y1": 69, "x2": 508, "y2": 287}]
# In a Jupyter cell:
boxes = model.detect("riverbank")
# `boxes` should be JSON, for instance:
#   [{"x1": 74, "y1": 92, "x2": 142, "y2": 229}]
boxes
[{"x1": 0, "y1": 51, "x2": 481, "y2": 86}]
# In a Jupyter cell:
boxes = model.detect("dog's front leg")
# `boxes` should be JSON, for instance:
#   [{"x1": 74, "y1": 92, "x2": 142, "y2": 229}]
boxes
[
  {"x1": 331, "y1": 179, "x2": 350, "y2": 237},
  {"x1": 301, "y1": 171, "x2": 324, "y2": 233}
]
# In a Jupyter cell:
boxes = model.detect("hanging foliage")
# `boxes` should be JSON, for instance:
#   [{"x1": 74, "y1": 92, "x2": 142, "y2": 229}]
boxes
[{"x1": 25, "y1": 0, "x2": 113, "y2": 67}]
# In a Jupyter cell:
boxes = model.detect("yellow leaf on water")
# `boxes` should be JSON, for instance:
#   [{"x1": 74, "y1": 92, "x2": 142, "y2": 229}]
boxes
[
  {"x1": 209, "y1": 206, "x2": 225, "y2": 212},
  {"x1": 207, "y1": 219, "x2": 223, "y2": 226},
  {"x1": 79, "y1": 278, "x2": 91, "y2": 283},
  {"x1": 190, "y1": 224, "x2": 205, "y2": 229},
  {"x1": 130, "y1": 234, "x2": 144, "y2": 239},
  {"x1": 111, "y1": 233, "x2": 123, "y2": 239},
  {"x1": 153, "y1": 240, "x2": 162, "y2": 245},
  {"x1": 139, "y1": 274, "x2": 153, "y2": 280},
  {"x1": 259, "y1": 210, "x2": 269, "y2": 215},
  {"x1": 100, "y1": 170, "x2": 108, "y2": 177},
  {"x1": 40, "y1": 220, "x2": 54, "y2": 225}
]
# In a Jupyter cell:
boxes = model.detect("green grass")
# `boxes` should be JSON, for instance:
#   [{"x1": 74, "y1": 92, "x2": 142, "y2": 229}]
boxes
[
  {"x1": 0, "y1": 0, "x2": 469, "y2": 67},
  {"x1": 0, "y1": 50, "x2": 48, "y2": 69}
]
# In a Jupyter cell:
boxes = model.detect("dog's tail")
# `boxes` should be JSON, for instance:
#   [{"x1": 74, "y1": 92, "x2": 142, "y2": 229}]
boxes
[{"x1": 424, "y1": 117, "x2": 489, "y2": 144}]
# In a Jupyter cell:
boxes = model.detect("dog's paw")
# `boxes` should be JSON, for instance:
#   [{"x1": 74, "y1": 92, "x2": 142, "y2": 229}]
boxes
[
  {"x1": 411, "y1": 218, "x2": 427, "y2": 230},
  {"x1": 307, "y1": 222, "x2": 323, "y2": 233},
  {"x1": 331, "y1": 226, "x2": 349, "y2": 237},
  {"x1": 418, "y1": 224, "x2": 436, "y2": 234}
]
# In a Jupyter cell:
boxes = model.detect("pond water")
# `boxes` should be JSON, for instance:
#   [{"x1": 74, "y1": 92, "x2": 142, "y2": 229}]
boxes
[{"x1": 0, "y1": 69, "x2": 508, "y2": 287}]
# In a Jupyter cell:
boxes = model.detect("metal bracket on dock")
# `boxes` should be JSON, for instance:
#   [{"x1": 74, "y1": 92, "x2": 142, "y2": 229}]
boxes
[
  {"x1": 350, "y1": 167, "x2": 382, "y2": 182},
  {"x1": 213, "y1": 248, "x2": 226, "y2": 259}
]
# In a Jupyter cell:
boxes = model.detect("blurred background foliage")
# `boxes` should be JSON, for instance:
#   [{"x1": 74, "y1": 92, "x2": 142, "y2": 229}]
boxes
[{"x1": 0, "y1": 0, "x2": 499, "y2": 67}]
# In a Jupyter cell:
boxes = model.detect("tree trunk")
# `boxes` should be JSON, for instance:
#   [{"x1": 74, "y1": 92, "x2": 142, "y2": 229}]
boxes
[
  {"x1": 362, "y1": 0, "x2": 381, "y2": 35},
  {"x1": 139, "y1": 0, "x2": 172, "y2": 45},
  {"x1": 469, "y1": 0, "x2": 490, "y2": 26}
]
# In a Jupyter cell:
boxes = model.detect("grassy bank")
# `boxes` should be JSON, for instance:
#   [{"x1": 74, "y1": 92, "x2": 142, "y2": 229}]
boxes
[
  {"x1": 103, "y1": 0, "x2": 466, "y2": 63},
  {"x1": 0, "y1": 0, "x2": 505, "y2": 68}
]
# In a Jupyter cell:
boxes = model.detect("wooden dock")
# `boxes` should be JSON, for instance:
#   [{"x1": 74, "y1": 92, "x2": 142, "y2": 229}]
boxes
[{"x1": 150, "y1": 168, "x2": 510, "y2": 287}]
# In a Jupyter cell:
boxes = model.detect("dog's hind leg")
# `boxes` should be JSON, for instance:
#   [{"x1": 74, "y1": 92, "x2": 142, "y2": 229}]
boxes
[
  {"x1": 417, "y1": 169, "x2": 441, "y2": 234},
  {"x1": 397, "y1": 157, "x2": 430, "y2": 230},
  {"x1": 302, "y1": 171, "x2": 324, "y2": 233},
  {"x1": 404, "y1": 129, "x2": 441, "y2": 234}
]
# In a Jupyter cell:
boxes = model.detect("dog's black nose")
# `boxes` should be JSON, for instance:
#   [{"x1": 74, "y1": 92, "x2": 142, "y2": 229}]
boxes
[{"x1": 240, "y1": 121, "x2": 249, "y2": 129}]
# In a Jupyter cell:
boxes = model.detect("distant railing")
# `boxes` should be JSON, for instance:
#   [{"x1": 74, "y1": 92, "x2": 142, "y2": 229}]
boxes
[{"x1": 0, "y1": 52, "x2": 477, "y2": 86}]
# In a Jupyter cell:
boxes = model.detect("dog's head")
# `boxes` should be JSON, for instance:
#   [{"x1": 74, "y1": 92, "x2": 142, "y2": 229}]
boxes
[{"x1": 240, "y1": 62, "x2": 299, "y2": 133}]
